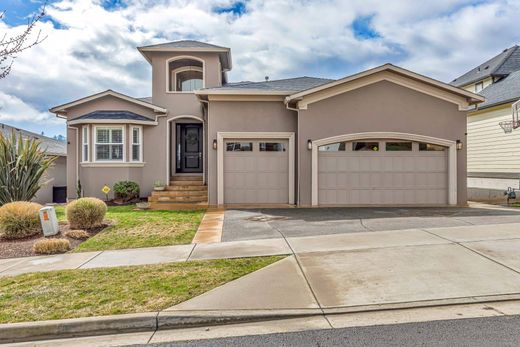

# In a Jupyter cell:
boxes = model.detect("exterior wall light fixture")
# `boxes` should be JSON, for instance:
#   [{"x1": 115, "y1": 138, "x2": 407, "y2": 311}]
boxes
[
  {"x1": 307, "y1": 139, "x2": 313, "y2": 150},
  {"x1": 456, "y1": 140, "x2": 463, "y2": 150},
  {"x1": 213, "y1": 139, "x2": 217, "y2": 150}
]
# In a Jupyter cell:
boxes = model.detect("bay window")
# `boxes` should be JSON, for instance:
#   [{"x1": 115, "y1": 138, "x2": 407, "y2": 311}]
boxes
[
  {"x1": 82, "y1": 125, "x2": 89, "y2": 162},
  {"x1": 95, "y1": 126, "x2": 124, "y2": 161},
  {"x1": 131, "y1": 126, "x2": 142, "y2": 162}
]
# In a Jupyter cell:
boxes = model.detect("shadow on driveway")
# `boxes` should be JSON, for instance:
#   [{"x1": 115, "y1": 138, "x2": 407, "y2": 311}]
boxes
[{"x1": 222, "y1": 206, "x2": 520, "y2": 242}]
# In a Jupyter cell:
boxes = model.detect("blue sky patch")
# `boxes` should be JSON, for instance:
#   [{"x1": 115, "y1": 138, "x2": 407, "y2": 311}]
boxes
[
  {"x1": 214, "y1": 1, "x2": 247, "y2": 16},
  {"x1": 352, "y1": 15, "x2": 380, "y2": 40}
]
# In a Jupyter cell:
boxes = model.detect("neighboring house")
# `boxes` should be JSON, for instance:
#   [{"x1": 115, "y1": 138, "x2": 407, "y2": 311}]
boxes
[
  {"x1": 50, "y1": 40, "x2": 483, "y2": 208},
  {"x1": 451, "y1": 45, "x2": 520, "y2": 201},
  {"x1": 0, "y1": 123, "x2": 67, "y2": 204}
]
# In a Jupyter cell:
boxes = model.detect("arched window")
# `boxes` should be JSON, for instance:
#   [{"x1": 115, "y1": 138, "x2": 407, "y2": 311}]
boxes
[{"x1": 168, "y1": 58, "x2": 204, "y2": 92}]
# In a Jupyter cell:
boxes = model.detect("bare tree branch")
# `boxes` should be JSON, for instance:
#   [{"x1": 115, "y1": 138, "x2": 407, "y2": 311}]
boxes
[{"x1": 0, "y1": 3, "x2": 48, "y2": 79}]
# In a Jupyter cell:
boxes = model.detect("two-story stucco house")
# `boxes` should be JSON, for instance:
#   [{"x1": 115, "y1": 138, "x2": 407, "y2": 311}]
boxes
[
  {"x1": 451, "y1": 45, "x2": 520, "y2": 201},
  {"x1": 50, "y1": 40, "x2": 483, "y2": 208}
]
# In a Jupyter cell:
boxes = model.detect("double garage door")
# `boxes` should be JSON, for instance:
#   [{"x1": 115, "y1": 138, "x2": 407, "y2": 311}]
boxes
[
  {"x1": 318, "y1": 140, "x2": 448, "y2": 205},
  {"x1": 224, "y1": 139, "x2": 289, "y2": 204},
  {"x1": 222, "y1": 138, "x2": 448, "y2": 205}
]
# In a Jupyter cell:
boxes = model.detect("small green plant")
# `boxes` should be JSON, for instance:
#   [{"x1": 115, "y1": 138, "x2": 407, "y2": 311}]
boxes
[
  {"x1": 0, "y1": 201, "x2": 43, "y2": 239},
  {"x1": 0, "y1": 131, "x2": 56, "y2": 204},
  {"x1": 113, "y1": 181, "x2": 140, "y2": 202},
  {"x1": 33, "y1": 238, "x2": 70, "y2": 254},
  {"x1": 76, "y1": 180, "x2": 83, "y2": 199},
  {"x1": 66, "y1": 197, "x2": 107, "y2": 229}
]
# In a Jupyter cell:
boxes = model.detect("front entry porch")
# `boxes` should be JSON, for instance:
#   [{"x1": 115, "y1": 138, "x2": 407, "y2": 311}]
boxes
[{"x1": 149, "y1": 116, "x2": 207, "y2": 210}]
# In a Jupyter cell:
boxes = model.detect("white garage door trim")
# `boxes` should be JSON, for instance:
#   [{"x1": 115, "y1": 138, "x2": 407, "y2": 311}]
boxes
[
  {"x1": 217, "y1": 132, "x2": 295, "y2": 205},
  {"x1": 311, "y1": 132, "x2": 457, "y2": 206}
]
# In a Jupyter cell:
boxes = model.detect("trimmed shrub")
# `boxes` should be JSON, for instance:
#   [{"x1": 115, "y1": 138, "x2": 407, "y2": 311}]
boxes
[
  {"x1": 113, "y1": 181, "x2": 140, "y2": 202},
  {"x1": 66, "y1": 198, "x2": 107, "y2": 229},
  {"x1": 64, "y1": 229, "x2": 89, "y2": 240},
  {"x1": 0, "y1": 201, "x2": 43, "y2": 239},
  {"x1": 33, "y1": 238, "x2": 70, "y2": 254}
]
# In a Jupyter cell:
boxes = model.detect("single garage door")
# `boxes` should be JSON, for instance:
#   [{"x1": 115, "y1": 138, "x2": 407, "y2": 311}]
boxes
[
  {"x1": 318, "y1": 140, "x2": 448, "y2": 205},
  {"x1": 224, "y1": 140, "x2": 289, "y2": 204}
]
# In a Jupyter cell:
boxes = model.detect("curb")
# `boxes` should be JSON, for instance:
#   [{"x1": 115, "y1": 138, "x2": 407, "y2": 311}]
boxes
[
  {"x1": 0, "y1": 310, "x2": 317, "y2": 344},
  {"x1": 3, "y1": 294, "x2": 520, "y2": 344}
]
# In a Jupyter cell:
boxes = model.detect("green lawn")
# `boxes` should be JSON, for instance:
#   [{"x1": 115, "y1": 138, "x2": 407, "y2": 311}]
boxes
[
  {"x1": 0, "y1": 256, "x2": 283, "y2": 323},
  {"x1": 55, "y1": 205, "x2": 204, "y2": 252}
]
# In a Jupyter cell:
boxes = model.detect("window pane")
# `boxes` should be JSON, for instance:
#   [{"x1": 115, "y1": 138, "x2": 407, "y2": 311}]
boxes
[
  {"x1": 132, "y1": 144, "x2": 140, "y2": 161},
  {"x1": 419, "y1": 142, "x2": 445, "y2": 151},
  {"x1": 111, "y1": 144, "x2": 123, "y2": 160},
  {"x1": 82, "y1": 127, "x2": 88, "y2": 143},
  {"x1": 259, "y1": 142, "x2": 286, "y2": 152},
  {"x1": 226, "y1": 142, "x2": 253, "y2": 151},
  {"x1": 319, "y1": 142, "x2": 347, "y2": 151},
  {"x1": 83, "y1": 145, "x2": 88, "y2": 161},
  {"x1": 96, "y1": 144, "x2": 110, "y2": 160},
  {"x1": 96, "y1": 129, "x2": 109, "y2": 143},
  {"x1": 386, "y1": 142, "x2": 412, "y2": 151},
  {"x1": 352, "y1": 142, "x2": 379, "y2": 151},
  {"x1": 111, "y1": 129, "x2": 123, "y2": 144},
  {"x1": 132, "y1": 128, "x2": 140, "y2": 144},
  {"x1": 176, "y1": 70, "x2": 203, "y2": 91}
]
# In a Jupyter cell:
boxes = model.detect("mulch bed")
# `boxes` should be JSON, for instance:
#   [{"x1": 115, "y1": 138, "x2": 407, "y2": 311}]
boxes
[{"x1": 0, "y1": 222, "x2": 108, "y2": 259}]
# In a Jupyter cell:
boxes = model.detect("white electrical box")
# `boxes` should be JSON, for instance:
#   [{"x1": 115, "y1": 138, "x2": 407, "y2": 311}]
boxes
[{"x1": 39, "y1": 206, "x2": 59, "y2": 236}]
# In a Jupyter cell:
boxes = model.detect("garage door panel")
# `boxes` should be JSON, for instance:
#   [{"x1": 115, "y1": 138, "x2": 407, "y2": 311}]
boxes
[
  {"x1": 318, "y1": 140, "x2": 448, "y2": 205},
  {"x1": 224, "y1": 139, "x2": 289, "y2": 204}
]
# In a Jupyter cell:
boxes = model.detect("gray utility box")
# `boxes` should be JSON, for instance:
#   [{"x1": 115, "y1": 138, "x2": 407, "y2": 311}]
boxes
[{"x1": 39, "y1": 206, "x2": 59, "y2": 236}]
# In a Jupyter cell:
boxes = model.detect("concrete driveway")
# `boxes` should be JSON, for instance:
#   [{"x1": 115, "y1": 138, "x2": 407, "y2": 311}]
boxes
[
  {"x1": 222, "y1": 204, "x2": 520, "y2": 241},
  {"x1": 171, "y1": 223, "x2": 520, "y2": 314}
]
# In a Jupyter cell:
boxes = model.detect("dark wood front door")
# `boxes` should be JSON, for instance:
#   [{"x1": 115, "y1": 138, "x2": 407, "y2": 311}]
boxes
[{"x1": 177, "y1": 124, "x2": 203, "y2": 173}]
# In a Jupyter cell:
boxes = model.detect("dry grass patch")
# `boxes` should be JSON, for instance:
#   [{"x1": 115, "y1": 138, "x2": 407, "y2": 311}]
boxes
[
  {"x1": 64, "y1": 230, "x2": 90, "y2": 240},
  {"x1": 0, "y1": 256, "x2": 284, "y2": 324},
  {"x1": 33, "y1": 238, "x2": 70, "y2": 255}
]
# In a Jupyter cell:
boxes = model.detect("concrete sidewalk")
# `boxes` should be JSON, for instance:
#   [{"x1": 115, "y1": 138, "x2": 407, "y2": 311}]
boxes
[{"x1": 2, "y1": 222, "x2": 520, "y2": 277}]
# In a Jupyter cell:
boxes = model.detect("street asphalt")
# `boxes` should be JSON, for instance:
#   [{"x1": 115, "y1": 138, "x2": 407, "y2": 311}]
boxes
[
  {"x1": 222, "y1": 205, "x2": 520, "y2": 241},
  {"x1": 148, "y1": 314, "x2": 520, "y2": 347}
]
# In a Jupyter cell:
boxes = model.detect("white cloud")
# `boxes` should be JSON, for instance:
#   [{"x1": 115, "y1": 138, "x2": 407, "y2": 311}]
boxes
[{"x1": 0, "y1": 0, "x2": 520, "y2": 137}]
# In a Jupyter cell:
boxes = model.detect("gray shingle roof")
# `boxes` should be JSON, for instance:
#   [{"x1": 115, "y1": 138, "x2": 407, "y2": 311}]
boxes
[
  {"x1": 475, "y1": 70, "x2": 520, "y2": 109},
  {"x1": 0, "y1": 123, "x2": 66, "y2": 156},
  {"x1": 451, "y1": 46, "x2": 520, "y2": 87},
  {"x1": 137, "y1": 97, "x2": 153, "y2": 104},
  {"x1": 138, "y1": 40, "x2": 229, "y2": 51},
  {"x1": 202, "y1": 76, "x2": 335, "y2": 93},
  {"x1": 74, "y1": 111, "x2": 155, "y2": 122}
]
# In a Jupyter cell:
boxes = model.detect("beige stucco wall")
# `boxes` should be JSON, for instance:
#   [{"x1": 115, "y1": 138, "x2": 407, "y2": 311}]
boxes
[
  {"x1": 298, "y1": 80, "x2": 468, "y2": 206},
  {"x1": 34, "y1": 155, "x2": 67, "y2": 204},
  {"x1": 207, "y1": 100, "x2": 298, "y2": 204}
]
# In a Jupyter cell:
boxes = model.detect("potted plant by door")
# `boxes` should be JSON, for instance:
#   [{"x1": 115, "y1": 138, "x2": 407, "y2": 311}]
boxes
[{"x1": 154, "y1": 180, "x2": 165, "y2": 191}]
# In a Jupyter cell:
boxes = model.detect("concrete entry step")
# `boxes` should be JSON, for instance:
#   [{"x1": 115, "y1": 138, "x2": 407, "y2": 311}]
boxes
[
  {"x1": 166, "y1": 185, "x2": 207, "y2": 191},
  {"x1": 171, "y1": 175, "x2": 203, "y2": 181},
  {"x1": 149, "y1": 195, "x2": 208, "y2": 203},
  {"x1": 170, "y1": 180, "x2": 205, "y2": 186},
  {"x1": 151, "y1": 190, "x2": 208, "y2": 197}
]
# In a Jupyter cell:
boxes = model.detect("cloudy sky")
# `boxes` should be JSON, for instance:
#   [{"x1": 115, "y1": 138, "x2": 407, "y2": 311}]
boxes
[{"x1": 1, "y1": 0, "x2": 519, "y2": 138}]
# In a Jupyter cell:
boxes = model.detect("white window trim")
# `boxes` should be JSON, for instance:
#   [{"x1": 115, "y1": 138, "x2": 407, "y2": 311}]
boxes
[
  {"x1": 475, "y1": 81, "x2": 484, "y2": 93},
  {"x1": 130, "y1": 125, "x2": 143, "y2": 162},
  {"x1": 93, "y1": 125, "x2": 125, "y2": 163},
  {"x1": 81, "y1": 125, "x2": 89, "y2": 162},
  {"x1": 217, "y1": 132, "x2": 295, "y2": 205},
  {"x1": 165, "y1": 56, "x2": 205, "y2": 94},
  {"x1": 311, "y1": 132, "x2": 457, "y2": 206}
]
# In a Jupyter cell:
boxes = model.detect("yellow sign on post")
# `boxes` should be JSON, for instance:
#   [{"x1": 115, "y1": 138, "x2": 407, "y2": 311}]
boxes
[{"x1": 102, "y1": 185, "x2": 111, "y2": 201}]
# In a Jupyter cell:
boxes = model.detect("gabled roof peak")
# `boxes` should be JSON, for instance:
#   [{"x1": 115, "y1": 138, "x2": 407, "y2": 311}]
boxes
[{"x1": 451, "y1": 45, "x2": 520, "y2": 87}]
